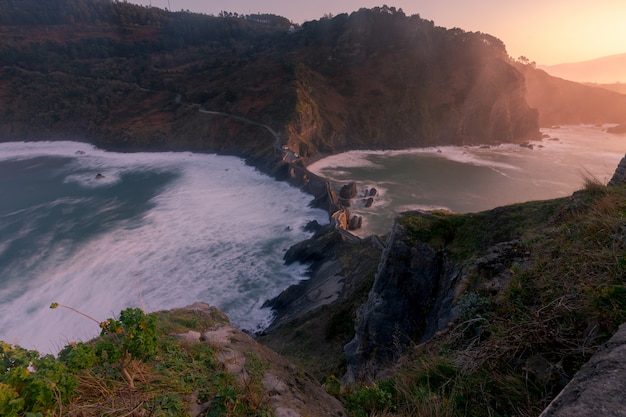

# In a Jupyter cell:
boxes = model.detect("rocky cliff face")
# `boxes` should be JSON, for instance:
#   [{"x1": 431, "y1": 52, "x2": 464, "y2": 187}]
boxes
[
  {"x1": 284, "y1": 11, "x2": 540, "y2": 154},
  {"x1": 343, "y1": 218, "x2": 463, "y2": 383},
  {"x1": 539, "y1": 322, "x2": 626, "y2": 417}
]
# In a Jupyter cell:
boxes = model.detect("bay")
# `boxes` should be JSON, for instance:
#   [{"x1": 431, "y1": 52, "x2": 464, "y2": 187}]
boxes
[
  {"x1": 0, "y1": 141, "x2": 328, "y2": 353},
  {"x1": 309, "y1": 125, "x2": 626, "y2": 236}
]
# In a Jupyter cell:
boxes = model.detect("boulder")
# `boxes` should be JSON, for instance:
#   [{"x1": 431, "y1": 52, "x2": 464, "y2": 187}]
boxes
[
  {"x1": 174, "y1": 303, "x2": 346, "y2": 417},
  {"x1": 348, "y1": 215, "x2": 362, "y2": 230},
  {"x1": 363, "y1": 197, "x2": 374, "y2": 208},
  {"x1": 539, "y1": 322, "x2": 626, "y2": 417},
  {"x1": 339, "y1": 182, "x2": 358, "y2": 200}
]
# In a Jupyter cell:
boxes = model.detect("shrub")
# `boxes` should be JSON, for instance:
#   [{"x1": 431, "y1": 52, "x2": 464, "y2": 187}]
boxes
[
  {"x1": 0, "y1": 342, "x2": 77, "y2": 416},
  {"x1": 97, "y1": 307, "x2": 158, "y2": 387}
]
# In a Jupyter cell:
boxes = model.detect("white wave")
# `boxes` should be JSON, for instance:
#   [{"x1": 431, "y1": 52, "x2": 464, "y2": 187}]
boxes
[
  {"x1": 0, "y1": 143, "x2": 328, "y2": 353},
  {"x1": 308, "y1": 151, "x2": 384, "y2": 174}
]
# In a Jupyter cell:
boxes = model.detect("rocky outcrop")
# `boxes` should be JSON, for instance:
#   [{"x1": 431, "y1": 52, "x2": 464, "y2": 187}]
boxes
[
  {"x1": 608, "y1": 154, "x2": 626, "y2": 186},
  {"x1": 339, "y1": 182, "x2": 358, "y2": 200},
  {"x1": 258, "y1": 226, "x2": 383, "y2": 380},
  {"x1": 176, "y1": 302, "x2": 347, "y2": 417},
  {"x1": 539, "y1": 322, "x2": 626, "y2": 417},
  {"x1": 343, "y1": 218, "x2": 463, "y2": 383},
  {"x1": 266, "y1": 225, "x2": 371, "y2": 329},
  {"x1": 348, "y1": 215, "x2": 362, "y2": 231}
]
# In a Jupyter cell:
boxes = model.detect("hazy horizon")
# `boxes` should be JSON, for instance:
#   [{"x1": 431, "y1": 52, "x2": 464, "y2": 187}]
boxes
[
  {"x1": 127, "y1": 1, "x2": 626, "y2": 67},
  {"x1": 538, "y1": 53, "x2": 626, "y2": 84}
]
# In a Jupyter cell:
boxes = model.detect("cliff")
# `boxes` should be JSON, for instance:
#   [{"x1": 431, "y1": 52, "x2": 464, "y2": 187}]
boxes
[
  {"x1": 263, "y1": 166, "x2": 626, "y2": 415},
  {"x1": 0, "y1": 2, "x2": 539, "y2": 165},
  {"x1": 516, "y1": 63, "x2": 626, "y2": 127},
  {"x1": 0, "y1": 302, "x2": 347, "y2": 416}
]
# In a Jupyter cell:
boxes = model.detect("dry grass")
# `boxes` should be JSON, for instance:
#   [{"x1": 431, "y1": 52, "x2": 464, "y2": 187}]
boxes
[{"x1": 350, "y1": 184, "x2": 626, "y2": 417}]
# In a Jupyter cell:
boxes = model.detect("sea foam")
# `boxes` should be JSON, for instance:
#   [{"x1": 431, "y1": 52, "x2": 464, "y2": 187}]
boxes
[{"x1": 0, "y1": 142, "x2": 328, "y2": 353}]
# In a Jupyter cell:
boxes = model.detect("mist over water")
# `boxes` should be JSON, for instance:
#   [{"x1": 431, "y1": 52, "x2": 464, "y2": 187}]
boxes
[
  {"x1": 309, "y1": 125, "x2": 626, "y2": 236},
  {"x1": 0, "y1": 141, "x2": 328, "y2": 353}
]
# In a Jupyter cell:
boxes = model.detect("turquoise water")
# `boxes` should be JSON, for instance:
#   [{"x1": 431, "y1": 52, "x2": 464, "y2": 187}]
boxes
[
  {"x1": 310, "y1": 125, "x2": 626, "y2": 236},
  {"x1": 0, "y1": 141, "x2": 328, "y2": 353}
]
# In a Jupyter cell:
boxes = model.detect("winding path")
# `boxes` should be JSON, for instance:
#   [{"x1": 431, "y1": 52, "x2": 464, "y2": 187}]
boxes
[{"x1": 198, "y1": 108, "x2": 281, "y2": 149}]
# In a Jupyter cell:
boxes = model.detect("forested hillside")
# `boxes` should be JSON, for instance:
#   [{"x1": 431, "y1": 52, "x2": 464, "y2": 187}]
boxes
[{"x1": 0, "y1": 0, "x2": 539, "y2": 163}]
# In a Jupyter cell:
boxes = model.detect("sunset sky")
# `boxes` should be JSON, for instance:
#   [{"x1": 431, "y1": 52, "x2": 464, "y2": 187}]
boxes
[{"x1": 128, "y1": 0, "x2": 626, "y2": 65}]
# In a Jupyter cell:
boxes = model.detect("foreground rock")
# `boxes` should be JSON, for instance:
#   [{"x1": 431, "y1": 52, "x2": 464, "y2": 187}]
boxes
[
  {"x1": 176, "y1": 302, "x2": 346, "y2": 417},
  {"x1": 344, "y1": 217, "x2": 463, "y2": 383},
  {"x1": 265, "y1": 226, "x2": 381, "y2": 331},
  {"x1": 539, "y1": 322, "x2": 626, "y2": 417},
  {"x1": 258, "y1": 226, "x2": 383, "y2": 379}
]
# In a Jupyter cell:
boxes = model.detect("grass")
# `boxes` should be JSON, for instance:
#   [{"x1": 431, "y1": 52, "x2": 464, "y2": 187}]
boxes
[
  {"x1": 1, "y1": 306, "x2": 273, "y2": 416},
  {"x1": 333, "y1": 182, "x2": 626, "y2": 416},
  {"x1": 5, "y1": 182, "x2": 625, "y2": 417}
]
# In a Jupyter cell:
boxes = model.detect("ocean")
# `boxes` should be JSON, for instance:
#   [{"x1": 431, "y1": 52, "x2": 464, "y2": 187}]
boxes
[
  {"x1": 0, "y1": 141, "x2": 328, "y2": 353},
  {"x1": 309, "y1": 125, "x2": 626, "y2": 236},
  {"x1": 1, "y1": 125, "x2": 624, "y2": 354}
]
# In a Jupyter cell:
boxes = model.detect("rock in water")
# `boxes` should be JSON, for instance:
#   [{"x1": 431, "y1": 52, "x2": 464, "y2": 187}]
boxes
[
  {"x1": 339, "y1": 182, "x2": 358, "y2": 199},
  {"x1": 95, "y1": 173, "x2": 105, "y2": 180},
  {"x1": 348, "y1": 215, "x2": 362, "y2": 230}
]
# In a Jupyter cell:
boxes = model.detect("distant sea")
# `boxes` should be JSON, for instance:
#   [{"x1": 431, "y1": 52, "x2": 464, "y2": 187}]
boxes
[
  {"x1": 309, "y1": 125, "x2": 626, "y2": 236},
  {"x1": 0, "y1": 141, "x2": 328, "y2": 353}
]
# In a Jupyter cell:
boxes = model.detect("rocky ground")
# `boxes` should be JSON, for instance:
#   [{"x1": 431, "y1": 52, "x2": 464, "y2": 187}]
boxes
[
  {"x1": 539, "y1": 322, "x2": 626, "y2": 417},
  {"x1": 175, "y1": 302, "x2": 347, "y2": 417}
]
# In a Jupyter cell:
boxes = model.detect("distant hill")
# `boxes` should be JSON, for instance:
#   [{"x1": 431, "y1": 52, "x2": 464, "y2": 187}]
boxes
[
  {"x1": 584, "y1": 82, "x2": 626, "y2": 95},
  {"x1": 0, "y1": 0, "x2": 540, "y2": 162},
  {"x1": 515, "y1": 63, "x2": 626, "y2": 127},
  {"x1": 538, "y1": 53, "x2": 626, "y2": 84}
]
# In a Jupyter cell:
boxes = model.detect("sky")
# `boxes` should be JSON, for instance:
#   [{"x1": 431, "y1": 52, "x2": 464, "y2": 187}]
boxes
[{"x1": 128, "y1": 0, "x2": 626, "y2": 65}]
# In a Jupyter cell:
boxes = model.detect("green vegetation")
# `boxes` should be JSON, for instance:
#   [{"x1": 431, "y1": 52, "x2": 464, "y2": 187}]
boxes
[
  {"x1": 328, "y1": 182, "x2": 626, "y2": 416},
  {"x1": 3, "y1": 185, "x2": 626, "y2": 416},
  {"x1": 0, "y1": 1, "x2": 539, "y2": 160},
  {"x1": 1, "y1": 307, "x2": 271, "y2": 416}
]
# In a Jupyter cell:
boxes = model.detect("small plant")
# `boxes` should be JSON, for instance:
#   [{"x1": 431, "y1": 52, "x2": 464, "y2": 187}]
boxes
[
  {"x1": 57, "y1": 342, "x2": 96, "y2": 372},
  {"x1": 345, "y1": 381, "x2": 395, "y2": 417},
  {"x1": 322, "y1": 375, "x2": 342, "y2": 398},
  {"x1": 51, "y1": 303, "x2": 157, "y2": 388}
]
